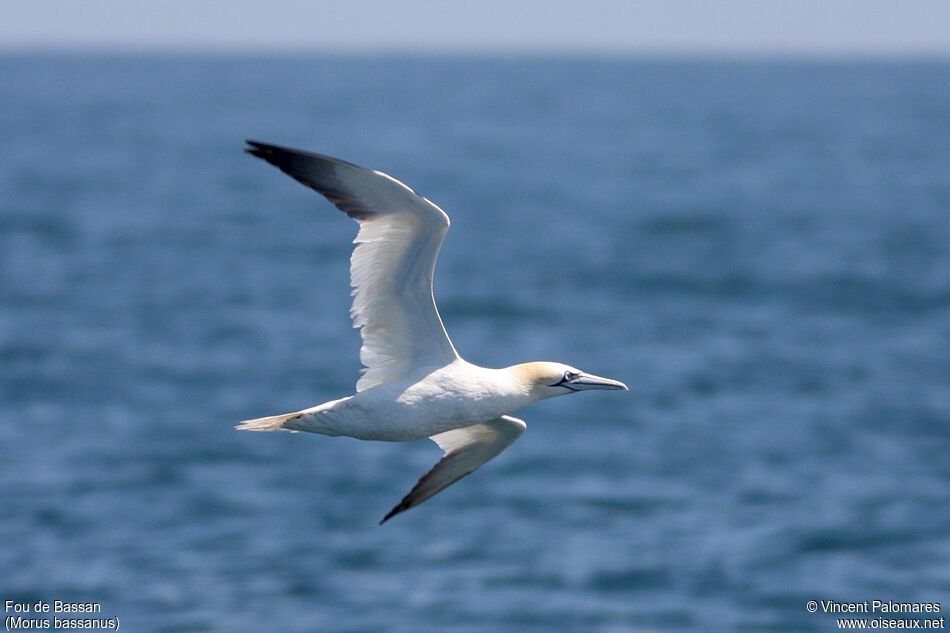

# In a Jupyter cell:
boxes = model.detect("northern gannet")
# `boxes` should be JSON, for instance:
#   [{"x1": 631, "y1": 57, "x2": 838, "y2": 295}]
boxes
[{"x1": 238, "y1": 141, "x2": 628, "y2": 523}]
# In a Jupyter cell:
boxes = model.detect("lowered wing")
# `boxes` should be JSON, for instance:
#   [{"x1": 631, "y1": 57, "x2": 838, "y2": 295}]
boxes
[{"x1": 381, "y1": 416, "x2": 527, "y2": 524}]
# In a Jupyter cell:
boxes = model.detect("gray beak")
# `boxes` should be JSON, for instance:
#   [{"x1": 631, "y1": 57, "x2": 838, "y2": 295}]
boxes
[{"x1": 570, "y1": 373, "x2": 628, "y2": 391}]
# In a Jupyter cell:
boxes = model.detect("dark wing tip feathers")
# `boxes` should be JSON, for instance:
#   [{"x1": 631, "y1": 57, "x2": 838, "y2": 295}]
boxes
[
  {"x1": 244, "y1": 139, "x2": 285, "y2": 164},
  {"x1": 380, "y1": 501, "x2": 408, "y2": 525},
  {"x1": 244, "y1": 140, "x2": 376, "y2": 221},
  {"x1": 378, "y1": 452, "x2": 477, "y2": 525},
  {"x1": 380, "y1": 482, "x2": 422, "y2": 525},
  {"x1": 245, "y1": 140, "x2": 365, "y2": 169},
  {"x1": 379, "y1": 480, "x2": 425, "y2": 525}
]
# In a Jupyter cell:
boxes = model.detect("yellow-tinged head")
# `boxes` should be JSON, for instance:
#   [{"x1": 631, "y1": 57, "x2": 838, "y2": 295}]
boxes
[{"x1": 508, "y1": 361, "x2": 628, "y2": 401}]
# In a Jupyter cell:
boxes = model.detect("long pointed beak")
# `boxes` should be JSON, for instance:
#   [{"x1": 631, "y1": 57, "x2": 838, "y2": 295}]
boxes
[{"x1": 571, "y1": 373, "x2": 628, "y2": 391}]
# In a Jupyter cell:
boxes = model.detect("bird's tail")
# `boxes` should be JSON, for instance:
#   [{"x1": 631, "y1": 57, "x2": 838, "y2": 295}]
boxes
[{"x1": 235, "y1": 411, "x2": 302, "y2": 432}]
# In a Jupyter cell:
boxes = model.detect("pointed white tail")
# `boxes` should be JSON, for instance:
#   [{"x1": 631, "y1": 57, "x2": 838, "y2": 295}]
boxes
[{"x1": 235, "y1": 411, "x2": 302, "y2": 431}]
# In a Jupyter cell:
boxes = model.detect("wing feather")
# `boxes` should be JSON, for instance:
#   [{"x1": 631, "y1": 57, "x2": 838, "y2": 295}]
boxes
[
  {"x1": 380, "y1": 416, "x2": 527, "y2": 524},
  {"x1": 245, "y1": 141, "x2": 458, "y2": 390}
]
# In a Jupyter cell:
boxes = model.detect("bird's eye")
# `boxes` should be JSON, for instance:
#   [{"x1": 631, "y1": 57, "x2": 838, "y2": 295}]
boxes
[{"x1": 549, "y1": 370, "x2": 579, "y2": 387}]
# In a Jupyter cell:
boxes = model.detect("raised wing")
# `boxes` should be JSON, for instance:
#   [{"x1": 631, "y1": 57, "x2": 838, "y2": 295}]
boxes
[
  {"x1": 245, "y1": 141, "x2": 459, "y2": 391},
  {"x1": 380, "y1": 416, "x2": 527, "y2": 524}
]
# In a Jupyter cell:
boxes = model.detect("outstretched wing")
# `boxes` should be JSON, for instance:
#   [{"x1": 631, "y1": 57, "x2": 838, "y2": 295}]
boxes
[
  {"x1": 245, "y1": 141, "x2": 459, "y2": 391},
  {"x1": 381, "y1": 416, "x2": 527, "y2": 524}
]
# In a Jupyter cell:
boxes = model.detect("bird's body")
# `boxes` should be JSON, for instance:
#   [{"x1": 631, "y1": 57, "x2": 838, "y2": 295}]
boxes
[
  {"x1": 242, "y1": 360, "x2": 534, "y2": 441},
  {"x1": 239, "y1": 141, "x2": 627, "y2": 523}
]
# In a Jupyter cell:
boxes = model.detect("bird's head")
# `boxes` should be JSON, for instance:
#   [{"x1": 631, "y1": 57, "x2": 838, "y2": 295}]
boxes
[{"x1": 510, "y1": 362, "x2": 628, "y2": 401}]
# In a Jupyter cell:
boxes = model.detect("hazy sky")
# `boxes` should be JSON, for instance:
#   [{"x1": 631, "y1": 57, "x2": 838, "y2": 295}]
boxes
[{"x1": 3, "y1": 0, "x2": 949, "y2": 55}]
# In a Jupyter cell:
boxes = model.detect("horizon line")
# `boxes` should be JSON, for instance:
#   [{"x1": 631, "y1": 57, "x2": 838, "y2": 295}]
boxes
[{"x1": 2, "y1": 43, "x2": 950, "y2": 62}]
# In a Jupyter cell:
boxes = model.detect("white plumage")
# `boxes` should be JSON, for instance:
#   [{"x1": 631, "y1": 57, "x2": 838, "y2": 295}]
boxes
[{"x1": 238, "y1": 141, "x2": 627, "y2": 523}]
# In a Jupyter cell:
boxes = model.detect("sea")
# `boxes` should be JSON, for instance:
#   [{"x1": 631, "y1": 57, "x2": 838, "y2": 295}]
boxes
[{"x1": 1, "y1": 54, "x2": 949, "y2": 632}]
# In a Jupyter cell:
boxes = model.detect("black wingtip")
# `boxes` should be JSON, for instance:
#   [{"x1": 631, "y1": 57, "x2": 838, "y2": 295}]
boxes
[
  {"x1": 242, "y1": 139, "x2": 382, "y2": 221},
  {"x1": 379, "y1": 501, "x2": 409, "y2": 525},
  {"x1": 242, "y1": 139, "x2": 308, "y2": 168},
  {"x1": 243, "y1": 140, "x2": 300, "y2": 175},
  {"x1": 244, "y1": 139, "x2": 273, "y2": 160}
]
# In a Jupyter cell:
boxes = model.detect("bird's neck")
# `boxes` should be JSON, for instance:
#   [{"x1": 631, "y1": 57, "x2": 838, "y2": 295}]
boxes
[{"x1": 500, "y1": 362, "x2": 556, "y2": 403}]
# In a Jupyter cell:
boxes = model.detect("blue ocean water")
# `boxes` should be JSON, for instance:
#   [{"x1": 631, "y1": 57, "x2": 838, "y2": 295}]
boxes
[{"x1": 1, "y1": 54, "x2": 949, "y2": 632}]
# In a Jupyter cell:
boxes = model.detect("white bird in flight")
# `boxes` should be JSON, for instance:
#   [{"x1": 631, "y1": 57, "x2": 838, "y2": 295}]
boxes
[{"x1": 238, "y1": 141, "x2": 627, "y2": 523}]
